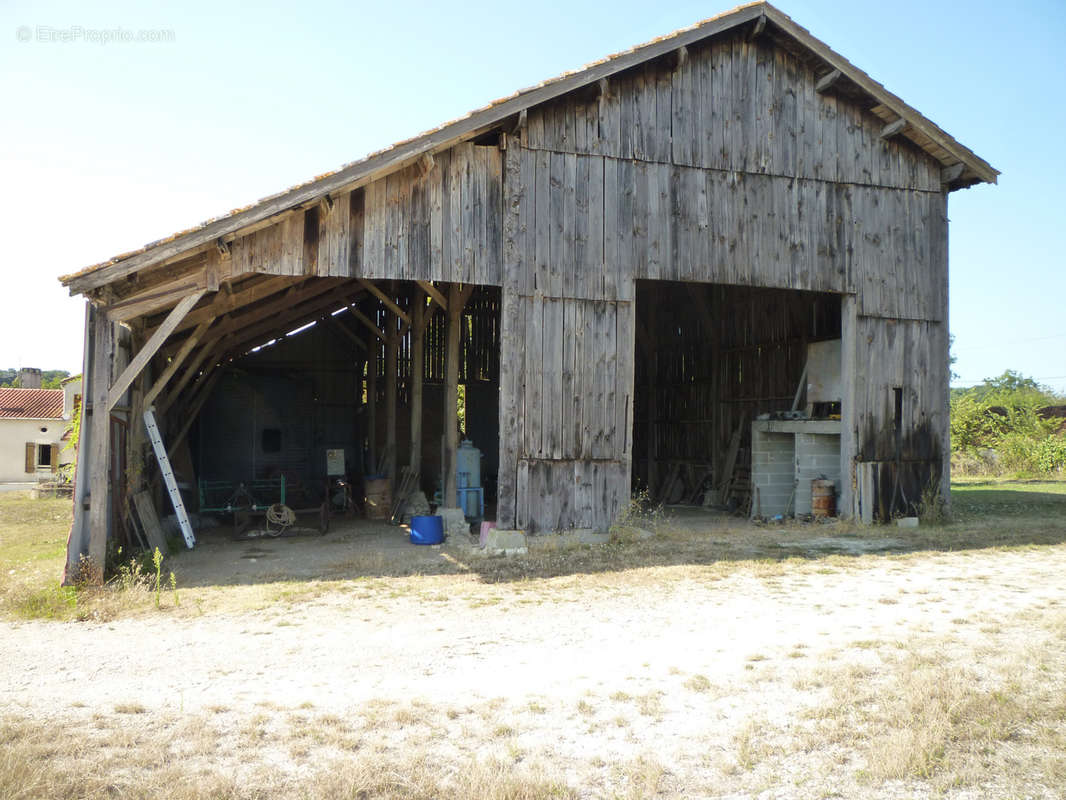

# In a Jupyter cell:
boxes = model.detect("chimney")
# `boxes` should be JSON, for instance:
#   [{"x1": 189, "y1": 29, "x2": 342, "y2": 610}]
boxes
[{"x1": 18, "y1": 368, "x2": 42, "y2": 389}]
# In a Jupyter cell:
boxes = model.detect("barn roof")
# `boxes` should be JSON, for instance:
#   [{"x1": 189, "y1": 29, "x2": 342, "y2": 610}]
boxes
[
  {"x1": 60, "y1": 1, "x2": 998, "y2": 297},
  {"x1": 0, "y1": 388, "x2": 64, "y2": 420}
]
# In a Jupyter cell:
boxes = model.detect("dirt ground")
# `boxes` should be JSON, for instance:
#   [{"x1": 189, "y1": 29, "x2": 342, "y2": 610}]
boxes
[{"x1": 2, "y1": 505, "x2": 1066, "y2": 798}]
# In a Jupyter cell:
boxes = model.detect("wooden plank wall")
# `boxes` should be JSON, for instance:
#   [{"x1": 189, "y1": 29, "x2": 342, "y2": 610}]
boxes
[
  {"x1": 231, "y1": 144, "x2": 504, "y2": 287},
  {"x1": 524, "y1": 32, "x2": 947, "y2": 323},
  {"x1": 847, "y1": 315, "x2": 950, "y2": 521},
  {"x1": 499, "y1": 144, "x2": 635, "y2": 532}
]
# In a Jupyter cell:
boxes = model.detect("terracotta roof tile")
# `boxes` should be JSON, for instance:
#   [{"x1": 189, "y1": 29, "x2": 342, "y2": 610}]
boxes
[{"x1": 0, "y1": 388, "x2": 64, "y2": 419}]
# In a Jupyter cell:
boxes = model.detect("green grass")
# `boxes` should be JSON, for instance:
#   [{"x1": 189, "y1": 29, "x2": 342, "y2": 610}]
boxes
[{"x1": 0, "y1": 492, "x2": 74, "y2": 619}]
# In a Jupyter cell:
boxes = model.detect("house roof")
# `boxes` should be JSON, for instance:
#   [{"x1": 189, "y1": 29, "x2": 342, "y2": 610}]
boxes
[
  {"x1": 0, "y1": 388, "x2": 64, "y2": 420},
  {"x1": 60, "y1": 1, "x2": 999, "y2": 297}
]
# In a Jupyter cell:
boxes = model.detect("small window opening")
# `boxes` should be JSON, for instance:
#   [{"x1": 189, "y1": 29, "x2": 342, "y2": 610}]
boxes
[
  {"x1": 893, "y1": 387, "x2": 903, "y2": 434},
  {"x1": 37, "y1": 444, "x2": 52, "y2": 468},
  {"x1": 261, "y1": 429, "x2": 282, "y2": 453}
]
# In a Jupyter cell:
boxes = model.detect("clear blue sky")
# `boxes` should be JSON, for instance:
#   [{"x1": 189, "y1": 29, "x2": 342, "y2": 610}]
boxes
[{"x1": 2, "y1": 0, "x2": 1063, "y2": 393}]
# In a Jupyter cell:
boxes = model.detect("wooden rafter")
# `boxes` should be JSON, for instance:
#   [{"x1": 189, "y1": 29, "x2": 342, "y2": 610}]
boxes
[
  {"x1": 143, "y1": 319, "x2": 213, "y2": 408},
  {"x1": 416, "y1": 280, "x2": 448, "y2": 312},
  {"x1": 358, "y1": 279, "x2": 410, "y2": 325}
]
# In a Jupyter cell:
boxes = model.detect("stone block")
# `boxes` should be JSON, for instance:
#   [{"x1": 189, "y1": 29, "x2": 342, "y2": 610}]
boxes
[{"x1": 484, "y1": 529, "x2": 527, "y2": 551}]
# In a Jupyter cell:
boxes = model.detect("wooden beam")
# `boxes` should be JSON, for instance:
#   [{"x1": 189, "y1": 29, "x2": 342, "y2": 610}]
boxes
[
  {"x1": 171, "y1": 279, "x2": 346, "y2": 353},
  {"x1": 358, "y1": 279, "x2": 410, "y2": 325},
  {"x1": 941, "y1": 163, "x2": 966, "y2": 185},
  {"x1": 509, "y1": 108, "x2": 527, "y2": 137},
  {"x1": 880, "y1": 117, "x2": 907, "y2": 140},
  {"x1": 87, "y1": 307, "x2": 114, "y2": 582},
  {"x1": 171, "y1": 276, "x2": 296, "y2": 335},
  {"x1": 324, "y1": 314, "x2": 367, "y2": 350},
  {"x1": 211, "y1": 284, "x2": 367, "y2": 363},
  {"x1": 417, "y1": 153, "x2": 435, "y2": 178},
  {"x1": 349, "y1": 306, "x2": 387, "y2": 342},
  {"x1": 672, "y1": 45, "x2": 688, "y2": 70},
  {"x1": 106, "y1": 275, "x2": 203, "y2": 322},
  {"x1": 143, "y1": 319, "x2": 212, "y2": 408},
  {"x1": 747, "y1": 14, "x2": 766, "y2": 40},
  {"x1": 815, "y1": 69, "x2": 842, "y2": 94},
  {"x1": 108, "y1": 291, "x2": 205, "y2": 410},
  {"x1": 417, "y1": 280, "x2": 448, "y2": 312},
  {"x1": 168, "y1": 370, "x2": 221, "y2": 457}
]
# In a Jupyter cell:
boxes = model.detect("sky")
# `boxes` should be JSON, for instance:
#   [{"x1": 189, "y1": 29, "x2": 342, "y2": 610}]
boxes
[{"x1": 2, "y1": 0, "x2": 1064, "y2": 393}]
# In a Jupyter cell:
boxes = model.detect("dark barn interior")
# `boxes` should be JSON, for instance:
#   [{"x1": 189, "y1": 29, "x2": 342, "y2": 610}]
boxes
[
  {"x1": 179, "y1": 282, "x2": 502, "y2": 528},
  {"x1": 633, "y1": 280, "x2": 841, "y2": 512}
]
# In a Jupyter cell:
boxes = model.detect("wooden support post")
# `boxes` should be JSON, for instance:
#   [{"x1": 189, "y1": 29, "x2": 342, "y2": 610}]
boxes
[
  {"x1": 646, "y1": 288, "x2": 658, "y2": 496},
  {"x1": 409, "y1": 289, "x2": 425, "y2": 481},
  {"x1": 384, "y1": 301, "x2": 399, "y2": 487},
  {"x1": 840, "y1": 294, "x2": 859, "y2": 519},
  {"x1": 87, "y1": 306, "x2": 115, "y2": 581},
  {"x1": 443, "y1": 283, "x2": 463, "y2": 508},
  {"x1": 367, "y1": 328, "x2": 378, "y2": 473}
]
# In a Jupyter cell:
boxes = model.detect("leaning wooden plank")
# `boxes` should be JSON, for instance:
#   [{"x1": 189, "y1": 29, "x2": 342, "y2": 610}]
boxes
[
  {"x1": 108, "y1": 290, "x2": 206, "y2": 411},
  {"x1": 131, "y1": 491, "x2": 169, "y2": 555}
]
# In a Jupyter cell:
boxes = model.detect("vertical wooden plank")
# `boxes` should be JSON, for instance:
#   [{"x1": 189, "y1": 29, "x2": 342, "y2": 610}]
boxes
[
  {"x1": 616, "y1": 298, "x2": 634, "y2": 463},
  {"x1": 534, "y1": 149, "x2": 551, "y2": 296},
  {"x1": 525, "y1": 294, "x2": 544, "y2": 457},
  {"x1": 561, "y1": 300, "x2": 575, "y2": 458},
  {"x1": 603, "y1": 302, "x2": 618, "y2": 454},
  {"x1": 574, "y1": 154, "x2": 590, "y2": 299},
  {"x1": 428, "y1": 156, "x2": 444, "y2": 282},
  {"x1": 587, "y1": 155, "x2": 605, "y2": 300},
  {"x1": 363, "y1": 178, "x2": 386, "y2": 275},
  {"x1": 445, "y1": 146, "x2": 464, "y2": 284},
  {"x1": 349, "y1": 188, "x2": 365, "y2": 277},
  {"x1": 601, "y1": 156, "x2": 618, "y2": 301},
  {"x1": 548, "y1": 152, "x2": 566, "y2": 298}
]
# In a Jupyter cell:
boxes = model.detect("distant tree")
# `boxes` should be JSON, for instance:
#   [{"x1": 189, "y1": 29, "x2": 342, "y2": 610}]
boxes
[
  {"x1": 41, "y1": 370, "x2": 71, "y2": 389},
  {"x1": 0, "y1": 369, "x2": 16, "y2": 387},
  {"x1": 971, "y1": 370, "x2": 1056, "y2": 406}
]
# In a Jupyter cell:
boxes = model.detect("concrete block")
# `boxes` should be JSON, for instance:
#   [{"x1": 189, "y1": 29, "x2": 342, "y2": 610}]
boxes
[
  {"x1": 896, "y1": 516, "x2": 919, "y2": 528},
  {"x1": 485, "y1": 529, "x2": 527, "y2": 551},
  {"x1": 438, "y1": 507, "x2": 470, "y2": 538}
]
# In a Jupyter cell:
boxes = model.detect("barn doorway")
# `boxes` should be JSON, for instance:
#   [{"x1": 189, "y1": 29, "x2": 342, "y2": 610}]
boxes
[{"x1": 632, "y1": 280, "x2": 842, "y2": 516}]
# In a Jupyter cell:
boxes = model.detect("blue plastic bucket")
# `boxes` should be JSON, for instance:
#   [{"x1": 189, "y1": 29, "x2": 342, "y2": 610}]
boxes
[{"x1": 410, "y1": 515, "x2": 444, "y2": 545}]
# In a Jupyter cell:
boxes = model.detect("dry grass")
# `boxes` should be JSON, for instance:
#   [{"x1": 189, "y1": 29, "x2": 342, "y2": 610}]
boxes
[
  {"x1": 795, "y1": 616, "x2": 1066, "y2": 793},
  {"x1": 0, "y1": 710, "x2": 581, "y2": 800}
]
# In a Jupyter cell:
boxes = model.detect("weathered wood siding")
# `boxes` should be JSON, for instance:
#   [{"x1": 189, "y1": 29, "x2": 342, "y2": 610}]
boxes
[
  {"x1": 846, "y1": 314, "x2": 950, "y2": 522},
  {"x1": 498, "y1": 145, "x2": 635, "y2": 531},
  {"x1": 525, "y1": 33, "x2": 947, "y2": 323},
  {"x1": 232, "y1": 144, "x2": 504, "y2": 286}
]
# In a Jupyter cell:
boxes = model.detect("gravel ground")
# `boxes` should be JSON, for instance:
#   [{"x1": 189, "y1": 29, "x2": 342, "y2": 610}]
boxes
[{"x1": 3, "y1": 522, "x2": 1065, "y2": 798}]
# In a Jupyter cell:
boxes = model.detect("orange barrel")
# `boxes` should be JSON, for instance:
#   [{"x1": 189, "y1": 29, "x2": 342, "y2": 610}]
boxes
[
  {"x1": 364, "y1": 478, "x2": 392, "y2": 520},
  {"x1": 811, "y1": 480, "x2": 836, "y2": 518}
]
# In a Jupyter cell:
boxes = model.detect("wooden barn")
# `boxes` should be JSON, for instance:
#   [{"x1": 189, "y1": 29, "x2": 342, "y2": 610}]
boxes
[{"x1": 60, "y1": 2, "x2": 997, "y2": 576}]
